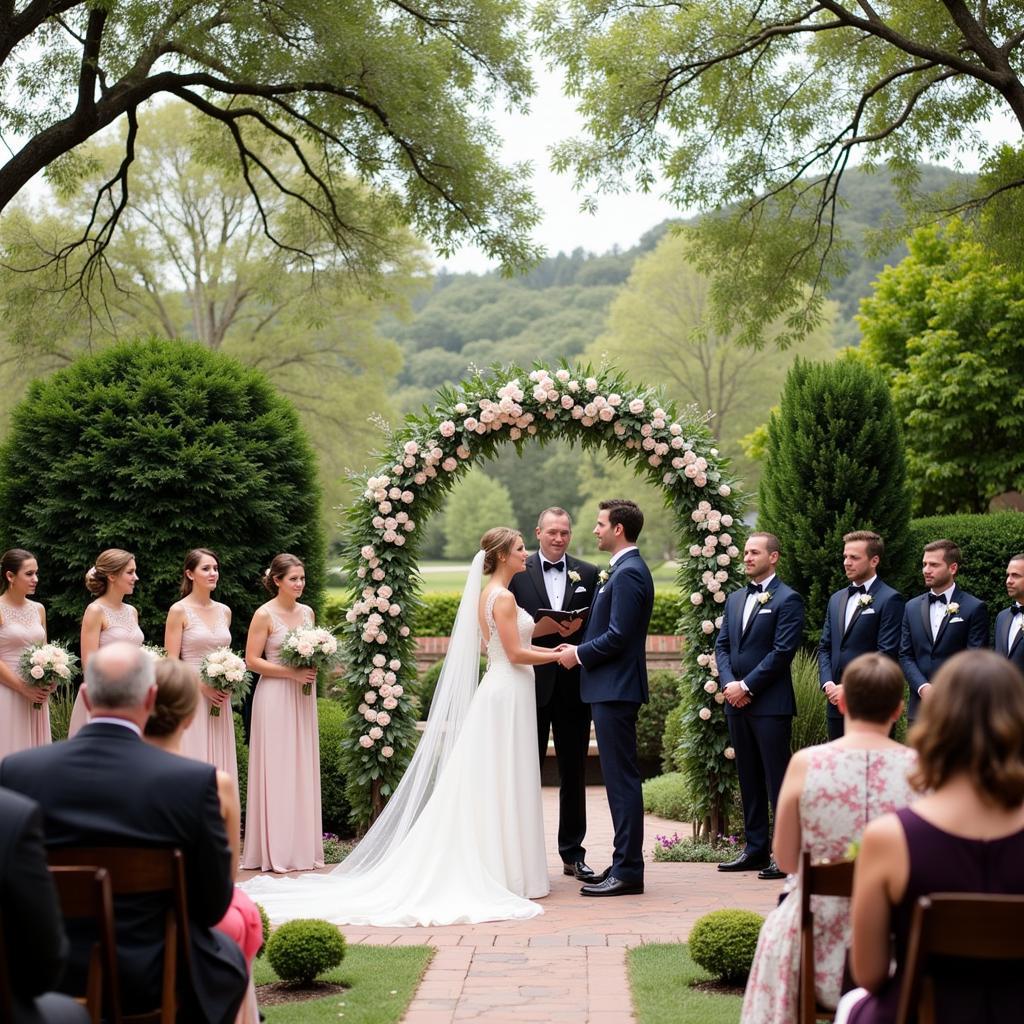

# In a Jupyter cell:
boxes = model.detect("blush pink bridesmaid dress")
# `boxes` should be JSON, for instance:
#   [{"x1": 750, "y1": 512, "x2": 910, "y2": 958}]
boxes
[{"x1": 0, "y1": 600, "x2": 49, "y2": 756}]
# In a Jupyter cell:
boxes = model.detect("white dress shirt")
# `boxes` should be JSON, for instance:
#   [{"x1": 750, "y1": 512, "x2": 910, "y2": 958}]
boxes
[
  {"x1": 539, "y1": 552, "x2": 566, "y2": 609},
  {"x1": 844, "y1": 575, "x2": 878, "y2": 630},
  {"x1": 742, "y1": 573, "x2": 776, "y2": 630},
  {"x1": 928, "y1": 582, "x2": 956, "y2": 640}
]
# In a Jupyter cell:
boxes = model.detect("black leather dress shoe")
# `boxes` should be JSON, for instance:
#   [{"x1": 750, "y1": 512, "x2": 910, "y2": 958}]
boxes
[
  {"x1": 757, "y1": 860, "x2": 786, "y2": 881},
  {"x1": 563, "y1": 860, "x2": 597, "y2": 881},
  {"x1": 717, "y1": 852, "x2": 770, "y2": 872},
  {"x1": 580, "y1": 875, "x2": 644, "y2": 897}
]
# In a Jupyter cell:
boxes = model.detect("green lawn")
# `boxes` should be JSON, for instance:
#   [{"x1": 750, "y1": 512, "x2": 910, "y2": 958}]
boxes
[
  {"x1": 629, "y1": 943, "x2": 742, "y2": 1024},
  {"x1": 253, "y1": 944, "x2": 433, "y2": 1023}
]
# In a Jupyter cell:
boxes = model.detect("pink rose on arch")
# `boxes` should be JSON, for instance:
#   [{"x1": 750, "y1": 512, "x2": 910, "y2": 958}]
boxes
[
  {"x1": 560, "y1": 395, "x2": 574, "y2": 410},
  {"x1": 628, "y1": 398, "x2": 645, "y2": 415},
  {"x1": 376, "y1": 712, "x2": 391, "y2": 727},
  {"x1": 443, "y1": 457, "x2": 458, "y2": 472},
  {"x1": 403, "y1": 441, "x2": 419, "y2": 456},
  {"x1": 599, "y1": 407, "x2": 614, "y2": 421},
  {"x1": 392, "y1": 684, "x2": 404, "y2": 697},
  {"x1": 382, "y1": 697, "x2": 398, "y2": 710},
  {"x1": 369, "y1": 726, "x2": 384, "y2": 740},
  {"x1": 381, "y1": 746, "x2": 394, "y2": 758},
  {"x1": 607, "y1": 393, "x2": 622, "y2": 407},
  {"x1": 359, "y1": 735, "x2": 374, "y2": 749},
  {"x1": 439, "y1": 420, "x2": 456, "y2": 437}
]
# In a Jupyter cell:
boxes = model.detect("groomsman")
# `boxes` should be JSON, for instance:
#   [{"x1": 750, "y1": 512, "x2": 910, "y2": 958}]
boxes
[
  {"x1": 993, "y1": 553, "x2": 1024, "y2": 671},
  {"x1": 899, "y1": 539, "x2": 988, "y2": 723},
  {"x1": 818, "y1": 530, "x2": 905, "y2": 740},
  {"x1": 715, "y1": 532, "x2": 804, "y2": 880},
  {"x1": 509, "y1": 507, "x2": 599, "y2": 881}
]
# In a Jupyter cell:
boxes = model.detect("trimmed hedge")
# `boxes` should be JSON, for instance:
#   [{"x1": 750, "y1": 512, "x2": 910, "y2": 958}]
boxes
[
  {"x1": 317, "y1": 698, "x2": 353, "y2": 835},
  {"x1": 642, "y1": 771, "x2": 693, "y2": 822},
  {"x1": 637, "y1": 669, "x2": 681, "y2": 765}
]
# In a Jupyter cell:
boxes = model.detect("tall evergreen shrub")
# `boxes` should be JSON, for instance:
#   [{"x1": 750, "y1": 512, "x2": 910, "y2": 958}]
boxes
[
  {"x1": 758, "y1": 357, "x2": 912, "y2": 642},
  {"x1": 0, "y1": 339, "x2": 325, "y2": 645}
]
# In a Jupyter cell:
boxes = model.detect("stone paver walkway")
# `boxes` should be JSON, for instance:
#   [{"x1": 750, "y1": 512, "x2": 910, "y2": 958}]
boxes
[{"x1": 287, "y1": 787, "x2": 782, "y2": 1022}]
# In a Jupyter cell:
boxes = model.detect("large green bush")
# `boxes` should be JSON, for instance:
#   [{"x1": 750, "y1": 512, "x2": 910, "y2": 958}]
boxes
[
  {"x1": 637, "y1": 669, "x2": 681, "y2": 765},
  {"x1": 317, "y1": 698, "x2": 353, "y2": 835},
  {"x1": 688, "y1": 909, "x2": 764, "y2": 984},
  {"x1": 0, "y1": 339, "x2": 325, "y2": 646},
  {"x1": 265, "y1": 919, "x2": 346, "y2": 985}
]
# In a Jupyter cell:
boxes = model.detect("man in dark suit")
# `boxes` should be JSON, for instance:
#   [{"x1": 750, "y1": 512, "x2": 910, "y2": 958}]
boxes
[
  {"x1": 509, "y1": 506, "x2": 599, "y2": 881},
  {"x1": 0, "y1": 643, "x2": 247, "y2": 1024},
  {"x1": 993, "y1": 553, "x2": 1024, "y2": 670},
  {"x1": 715, "y1": 531, "x2": 804, "y2": 880},
  {"x1": 818, "y1": 530, "x2": 905, "y2": 741},
  {"x1": 899, "y1": 539, "x2": 988, "y2": 723},
  {"x1": 0, "y1": 787, "x2": 89, "y2": 1024},
  {"x1": 557, "y1": 499, "x2": 654, "y2": 897}
]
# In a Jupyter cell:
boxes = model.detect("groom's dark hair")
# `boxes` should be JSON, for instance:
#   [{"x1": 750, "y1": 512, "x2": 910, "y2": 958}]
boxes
[{"x1": 600, "y1": 499, "x2": 644, "y2": 542}]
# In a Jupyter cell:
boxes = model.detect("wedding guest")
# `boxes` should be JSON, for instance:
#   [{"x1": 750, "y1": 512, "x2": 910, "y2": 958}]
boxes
[
  {"x1": 145, "y1": 659, "x2": 261, "y2": 1024},
  {"x1": 818, "y1": 531, "x2": 905, "y2": 740},
  {"x1": 0, "y1": 643, "x2": 247, "y2": 1024},
  {"x1": 165, "y1": 548, "x2": 239, "y2": 787},
  {"x1": 741, "y1": 653, "x2": 915, "y2": 1023},
  {"x1": 993, "y1": 553, "x2": 1024, "y2": 671},
  {"x1": 898, "y1": 539, "x2": 987, "y2": 725},
  {"x1": 837, "y1": 650, "x2": 1024, "y2": 1024},
  {"x1": 716, "y1": 532, "x2": 805, "y2": 880},
  {"x1": 241, "y1": 553, "x2": 323, "y2": 873},
  {"x1": 508, "y1": 507, "x2": 599, "y2": 881},
  {"x1": 0, "y1": 548, "x2": 51, "y2": 758},
  {"x1": 67, "y1": 548, "x2": 143, "y2": 737}
]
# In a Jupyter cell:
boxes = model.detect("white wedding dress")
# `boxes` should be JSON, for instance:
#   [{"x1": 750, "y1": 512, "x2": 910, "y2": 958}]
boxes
[{"x1": 242, "y1": 579, "x2": 548, "y2": 927}]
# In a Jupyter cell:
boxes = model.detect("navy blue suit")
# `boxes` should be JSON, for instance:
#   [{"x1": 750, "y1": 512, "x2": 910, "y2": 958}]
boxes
[
  {"x1": 577, "y1": 547, "x2": 655, "y2": 883},
  {"x1": 818, "y1": 579, "x2": 904, "y2": 740},
  {"x1": 993, "y1": 605, "x2": 1024, "y2": 672},
  {"x1": 715, "y1": 577, "x2": 804, "y2": 861},
  {"x1": 899, "y1": 586, "x2": 988, "y2": 721}
]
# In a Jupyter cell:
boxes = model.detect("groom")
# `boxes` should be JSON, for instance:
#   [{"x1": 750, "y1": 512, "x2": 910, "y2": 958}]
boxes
[{"x1": 558, "y1": 499, "x2": 654, "y2": 897}]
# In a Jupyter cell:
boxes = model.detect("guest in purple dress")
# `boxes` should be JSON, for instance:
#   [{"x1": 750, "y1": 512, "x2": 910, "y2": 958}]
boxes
[
  {"x1": 68, "y1": 548, "x2": 144, "y2": 737},
  {"x1": 165, "y1": 548, "x2": 239, "y2": 789},
  {"x1": 837, "y1": 650, "x2": 1024, "y2": 1024}
]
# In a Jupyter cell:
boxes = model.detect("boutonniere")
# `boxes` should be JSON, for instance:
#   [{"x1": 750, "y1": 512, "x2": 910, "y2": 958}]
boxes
[
  {"x1": 945, "y1": 601, "x2": 960, "y2": 616},
  {"x1": 858, "y1": 594, "x2": 874, "y2": 609},
  {"x1": 568, "y1": 570, "x2": 581, "y2": 585},
  {"x1": 598, "y1": 567, "x2": 611, "y2": 585},
  {"x1": 756, "y1": 591, "x2": 772, "y2": 605}
]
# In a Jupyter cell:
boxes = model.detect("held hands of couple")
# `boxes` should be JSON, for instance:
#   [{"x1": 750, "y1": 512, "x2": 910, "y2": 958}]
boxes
[{"x1": 555, "y1": 645, "x2": 579, "y2": 669}]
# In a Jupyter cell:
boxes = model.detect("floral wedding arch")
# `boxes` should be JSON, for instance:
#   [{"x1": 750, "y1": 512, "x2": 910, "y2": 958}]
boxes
[{"x1": 337, "y1": 362, "x2": 745, "y2": 835}]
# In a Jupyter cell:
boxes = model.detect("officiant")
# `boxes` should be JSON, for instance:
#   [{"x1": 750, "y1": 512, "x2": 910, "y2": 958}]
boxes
[{"x1": 509, "y1": 507, "x2": 599, "y2": 882}]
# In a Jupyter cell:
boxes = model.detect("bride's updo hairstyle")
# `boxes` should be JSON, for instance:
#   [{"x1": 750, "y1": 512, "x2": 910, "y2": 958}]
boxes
[
  {"x1": 145, "y1": 658, "x2": 200, "y2": 738},
  {"x1": 480, "y1": 527, "x2": 521, "y2": 575},
  {"x1": 85, "y1": 548, "x2": 135, "y2": 597},
  {"x1": 262, "y1": 552, "x2": 304, "y2": 594}
]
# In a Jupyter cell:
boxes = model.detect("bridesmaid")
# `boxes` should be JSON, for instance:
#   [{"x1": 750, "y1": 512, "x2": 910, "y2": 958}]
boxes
[
  {"x1": 164, "y1": 548, "x2": 239, "y2": 789},
  {"x1": 67, "y1": 548, "x2": 144, "y2": 737},
  {"x1": 0, "y1": 549, "x2": 50, "y2": 756},
  {"x1": 241, "y1": 553, "x2": 323, "y2": 873}
]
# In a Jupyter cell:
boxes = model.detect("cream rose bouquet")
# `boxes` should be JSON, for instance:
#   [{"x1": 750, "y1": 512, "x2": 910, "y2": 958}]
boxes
[
  {"x1": 199, "y1": 647, "x2": 253, "y2": 716},
  {"x1": 18, "y1": 641, "x2": 80, "y2": 710},
  {"x1": 279, "y1": 626, "x2": 340, "y2": 695}
]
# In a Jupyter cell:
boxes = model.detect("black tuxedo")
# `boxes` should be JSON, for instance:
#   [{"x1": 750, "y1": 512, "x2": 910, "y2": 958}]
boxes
[
  {"x1": 715, "y1": 577, "x2": 804, "y2": 861},
  {"x1": 818, "y1": 579, "x2": 904, "y2": 739},
  {"x1": 509, "y1": 551, "x2": 598, "y2": 864},
  {"x1": 899, "y1": 586, "x2": 988, "y2": 721},
  {"x1": 0, "y1": 787, "x2": 88, "y2": 1024},
  {"x1": 993, "y1": 605, "x2": 1024, "y2": 672},
  {"x1": 0, "y1": 724, "x2": 247, "y2": 1024}
]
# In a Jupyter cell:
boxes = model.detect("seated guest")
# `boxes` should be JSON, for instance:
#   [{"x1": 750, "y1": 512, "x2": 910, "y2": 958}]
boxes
[
  {"x1": 0, "y1": 787, "x2": 89, "y2": 1024},
  {"x1": 837, "y1": 650, "x2": 1024, "y2": 1024},
  {"x1": 741, "y1": 653, "x2": 915, "y2": 1024},
  {"x1": 0, "y1": 643, "x2": 247, "y2": 1024}
]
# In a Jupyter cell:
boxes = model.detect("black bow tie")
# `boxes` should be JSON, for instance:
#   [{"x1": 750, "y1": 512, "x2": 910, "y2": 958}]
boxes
[
  {"x1": 542, "y1": 560, "x2": 563, "y2": 573},
  {"x1": 746, "y1": 583, "x2": 763, "y2": 595},
  {"x1": 848, "y1": 585, "x2": 867, "y2": 597},
  {"x1": 1012, "y1": 605, "x2": 1024, "y2": 617},
  {"x1": 929, "y1": 593, "x2": 948, "y2": 605}
]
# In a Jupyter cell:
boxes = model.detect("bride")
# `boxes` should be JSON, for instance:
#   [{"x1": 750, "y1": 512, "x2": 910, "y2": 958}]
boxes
[{"x1": 242, "y1": 526, "x2": 573, "y2": 926}]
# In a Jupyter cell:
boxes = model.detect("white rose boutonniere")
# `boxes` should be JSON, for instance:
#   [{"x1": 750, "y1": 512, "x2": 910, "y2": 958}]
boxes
[
  {"x1": 858, "y1": 594, "x2": 874, "y2": 609},
  {"x1": 598, "y1": 569, "x2": 610, "y2": 585},
  {"x1": 756, "y1": 591, "x2": 772, "y2": 606},
  {"x1": 568, "y1": 570, "x2": 581, "y2": 585},
  {"x1": 945, "y1": 601, "x2": 960, "y2": 616}
]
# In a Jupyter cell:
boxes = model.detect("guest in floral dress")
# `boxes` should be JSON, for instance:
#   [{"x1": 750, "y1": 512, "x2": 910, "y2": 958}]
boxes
[
  {"x1": 68, "y1": 549, "x2": 144, "y2": 737},
  {"x1": 0, "y1": 548, "x2": 50, "y2": 757},
  {"x1": 241, "y1": 553, "x2": 322, "y2": 873},
  {"x1": 165, "y1": 548, "x2": 239, "y2": 788},
  {"x1": 741, "y1": 653, "x2": 916, "y2": 1024}
]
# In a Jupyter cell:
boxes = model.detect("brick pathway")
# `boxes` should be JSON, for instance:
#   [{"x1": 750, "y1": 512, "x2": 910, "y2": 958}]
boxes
[{"x1": 265, "y1": 787, "x2": 783, "y2": 1023}]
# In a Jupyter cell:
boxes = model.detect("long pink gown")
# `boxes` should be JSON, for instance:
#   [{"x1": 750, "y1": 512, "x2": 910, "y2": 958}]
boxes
[
  {"x1": 0, "y1": 600, "x2": 49, "y2": 757},
  {"x1": 177, "y1": 603, "x2": 239, "y2": 790},
  {"x1": 67, "y1": 604, "x2": 144, "y2": 737},
  {"x1": 241, "y1": 607, "x2": 323, "y2": 872}
]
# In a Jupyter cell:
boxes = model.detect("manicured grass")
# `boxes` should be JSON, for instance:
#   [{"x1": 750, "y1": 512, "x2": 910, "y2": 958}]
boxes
[
  {"x1": 253, "y1": 944, "x2": 433, "y2": 1023},
  {"x1": 629, "y1": 943, "x2": 742, "y2": 1024}
]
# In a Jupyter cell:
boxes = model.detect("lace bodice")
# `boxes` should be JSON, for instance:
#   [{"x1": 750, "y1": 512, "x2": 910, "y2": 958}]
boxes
[
  {"x1": 484, "y1": 589, "x2": 534, "y2": 669},
  {"x1": 98, "y1": 603, "x2": 144, "y2": 648},
  {"x1": 179, "y1": 603, "x2": 232, "y2": 667},
  {"x1": 0, "y1": 601, "x2": 45, "y2": 672}
]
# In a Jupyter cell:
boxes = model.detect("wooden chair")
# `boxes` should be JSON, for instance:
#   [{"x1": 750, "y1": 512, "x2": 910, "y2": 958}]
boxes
[
  {"x1": 48, "y1": 848, "x2": 192, "y2": 1024},
  {"x1": 894, "y1": 892, "x2": 1024, "y2": 1024},
  {"x1": 798, "y1": 850, "x2": 856, "y2": 1024},
  {"x1": 49, "y1": 865, "x2": 120, "y2": 1024}
]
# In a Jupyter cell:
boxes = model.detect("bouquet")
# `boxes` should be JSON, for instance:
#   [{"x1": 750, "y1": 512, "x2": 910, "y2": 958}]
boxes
[
  {"x1": 278, "y1": 626, "x2": 340, "y2": 695},
  {"x1": 141, "y1": 643, "x2": 168, "y2": 659},
  {"x1": 199, "y1": 647, "x2": 253, "y2": 717},
  {"x1": 19, "y1": 641, "x2": 80, "y2": 710}
]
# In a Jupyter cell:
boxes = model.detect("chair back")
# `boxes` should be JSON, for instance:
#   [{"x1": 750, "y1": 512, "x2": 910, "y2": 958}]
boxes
[
  {"x1": 47, "y1": 847, "x2": 191, "y2": 1024},
  {"x1": 895, "y1": 892, "x2": 1024, "y2": 1024},
  {"x1": 798, "y1": 850, "x2": 855, "y2": 1024},
  {"x1": 49, "y1": 866, "x2": 120, "y2": 1024}
]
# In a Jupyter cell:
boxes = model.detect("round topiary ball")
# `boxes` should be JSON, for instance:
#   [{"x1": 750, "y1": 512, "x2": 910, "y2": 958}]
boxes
[
  {"x1": 688, "y1": 908, "x2": 764, "y2": 983},
  {"x1": 265, "y1": 919, "x2": 346, "y2": 985},
  {"x1": 0, "y1": 338, "x2": 325, "y2": 645}
]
